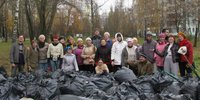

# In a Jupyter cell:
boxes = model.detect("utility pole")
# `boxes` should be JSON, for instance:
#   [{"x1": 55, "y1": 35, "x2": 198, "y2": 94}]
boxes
[{"x1": 12, "y1": 0, "x2": 20, "y2": 43}]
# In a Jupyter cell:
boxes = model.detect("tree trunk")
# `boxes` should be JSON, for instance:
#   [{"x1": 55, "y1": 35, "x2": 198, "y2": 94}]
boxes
[
  {"x1": 91, "y1": 0, "x2": 94, "y2": 35},
  {"x1": 12, "y1": 0, "x2": 20, "y2": 43}
]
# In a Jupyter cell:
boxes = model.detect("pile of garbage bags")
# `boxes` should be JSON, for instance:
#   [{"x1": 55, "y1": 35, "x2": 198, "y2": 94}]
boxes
[{"x1": 0, "y1": 67, "x2": 200, "y2": 100}]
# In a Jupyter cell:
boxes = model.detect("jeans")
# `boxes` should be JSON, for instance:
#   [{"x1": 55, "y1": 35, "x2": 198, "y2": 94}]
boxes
[
  {"x1": 11, "y1": 64, "x2": 24, "y2": 77},
  {"x1": 39, "y1": 63, "x2": 48, "y2": 72},
  {"x1": 50, "y1": 60, "x2": 61, "y2": 72}
]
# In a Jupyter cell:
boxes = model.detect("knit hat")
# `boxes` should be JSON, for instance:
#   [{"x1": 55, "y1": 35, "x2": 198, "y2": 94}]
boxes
[
  {"x1": 86, "y1": 37, "x2": 92, "y2": 41},
  {"x1": 146, "y1": 31, "x2": 153, "y2": 36},
  {"x1": 39, "y1": 34, "x2": 45, "y2": 40},
  {"x1": 104, "y1": 32, "x2": 110, "y2": 36},
  {"x1": 53, "y1": 34, "x2": 59, "y2": 39},
  {"x1": 126, "y1": 38, "x2": 133, "y2": 42},
  {"x1": 64, "y1": 46, "x2": 72, "y2": 51},
  {"x1": 77, "y1": 38, "x2": 83, "y2": 42},
  {"x1": 178, "y1": 32, "x2": 186, "y2": 39}
]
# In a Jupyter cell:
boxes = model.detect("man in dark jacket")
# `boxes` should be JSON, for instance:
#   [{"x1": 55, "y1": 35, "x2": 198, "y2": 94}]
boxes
[
  {"x1": 10, "y1": 35, "x2": 26, "y2": 76},
  {"x1": 91, "y1": 29, "x2": 102, "y2": 48}
]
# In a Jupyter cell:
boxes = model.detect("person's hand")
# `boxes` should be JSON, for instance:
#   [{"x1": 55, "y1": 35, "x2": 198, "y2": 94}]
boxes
[
  {"x1": 186, "y1": 63, "x2": 191, "y2": 68},
  {"x1": 11, "y1": 64, "x2": 16, "y2": 67}
]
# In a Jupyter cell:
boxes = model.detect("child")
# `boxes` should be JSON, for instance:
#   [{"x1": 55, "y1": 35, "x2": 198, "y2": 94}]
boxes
[
  {"x1": 95, "y1": 59, "x2": 109, "y2": 74},
  {"x1": 62, "y1": 46, "x2": 79, "y2": 72}
]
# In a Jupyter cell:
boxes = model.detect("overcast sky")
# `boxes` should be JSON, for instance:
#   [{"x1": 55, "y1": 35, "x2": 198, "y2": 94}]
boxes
[{"x1": 97, "y1": 0, "x2": 133, "y2": 14}]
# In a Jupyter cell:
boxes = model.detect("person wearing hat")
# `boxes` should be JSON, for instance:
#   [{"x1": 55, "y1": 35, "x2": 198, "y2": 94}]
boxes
[
  {"x1": 74, "y1": 38, "x2": 85, "y2": 71},
  {"x1": 111, "y1": 32, "x2": 127, "y2": 72},
  {"x1": 121, "y1": 38, "x2": 138, "y2": 74},
  {"x1": 81, "y1": 37, "x2": 97, "y2": 72},
  {"x1": 47, "y1": 34, "x2": 64, "y2": 72},
  {"x1": 178, "y1": 32, "x2": 193, "y2": 77},
  {"x1": 26, "y1": 40, "x2": 39, "y2": 72},
  {"x1": 103, "y1": 32, "x2": 113, "y2": 48},
  {"x1": 38, "y1": 34, "x2": 49, "y2": 72},
  {"x1": 129, "y1": 53, "x2": 153, "y2": 76},
  {"x1": 91, "y1": 28, "x2": 102, "y2": 48},
  {"x1": 141, "y1": 31, "x2": 157, "y2": 72},
  {"x1": 154, "y1": 33, "x2": 168, "y2": 71},
  {"x1": 62, "y1": 46, "x2": 79, "y2": 72},
  {"x1": 155, "y1": 34, "x2": 179, "y2": 77}
]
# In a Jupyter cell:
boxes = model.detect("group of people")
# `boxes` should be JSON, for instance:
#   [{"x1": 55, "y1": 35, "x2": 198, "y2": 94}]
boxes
[{"x1": 10, "y1": 29, "x2": 194, "y2": 78}]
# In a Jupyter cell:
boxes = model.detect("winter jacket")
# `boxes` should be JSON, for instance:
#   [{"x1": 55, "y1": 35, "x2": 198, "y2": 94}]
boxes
[
  {"x1": 111, "y1": 33, "x2": 127, "y2": 65},
  {"x1": 95, "y1": 64, "x2": 109, "y2": 74},
  {"x1": 178, "y1": 39, "x2": 193, "y2": 64},
  {"x1": 121, "y1": 46, "x2": 138, "y2": 67},
  {"x1": 141, "y1": 40, "x2": 157, "y2": 63},
  {"x1": 155, "y1": 43, "x2": 180, "y2": 63},
  {"x1": 81, "y1": 44, "x2": 97, "y2": 65},
  {"x1": 38, "y1": 42, "x2": 48, "y2": 63},
  {"x1": 47, "y1": 43, "x2": 64, "y2": 60},
  {"x1": 62, "y1": 53, "x2": 79, "y2": 72},
  {"x1": 130, "y1": 60, "x2": 153, "y2": 76},
  {"x1": 154, "y1": 42, "x2": 168, "y2": 67},
  {"x1": 10, "y1": 43, "x2": 26, "y2": 64},
  {"x1": 26, "y1": 47, "x2": 39, "y2": 70},
  {"x1": 91, "y1": 35, "x2": 102, "y2": 48},
  {"x1": 74, "y1": 45, "x2": 84, "y2": 65},
  {"x1": 95, "y1": 45, "x2": 111, "y2": 65}
]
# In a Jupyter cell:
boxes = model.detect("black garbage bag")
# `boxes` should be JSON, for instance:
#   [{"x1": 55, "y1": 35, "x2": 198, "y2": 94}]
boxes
[
  {"x1": 91, "y1": 77, "x2": 113, "y2": 91},
  {"x1": 134, "y1": 76, "x2": 154, "y2": 93},
  {"x1": 161, "y1": 82, "x2": 181, "y2": 95},
  {"x1": 0, "y1": 82, "x2": 21, "y2": 100},
  {"x1": 0, "y1": 66, "x2": 7, "y2": 77},
  {"x1": 0, "y1": 74, "x2": 6, "y2": 83},
  {"x1": 179, "y1": 79, "x2": 198, "y2": 100},
  {"x1": 114, "y1": 67, "x2": 137, "y2": 83},
  {"x1": 197, "y1": 83, "x2": 200, "y2": 100},
  {"x1": 51, "y1": 69, "x2": 63, "y2": 79},
  {"x1": 59, "y1": 75, "x2": 88, "y2": 96},
  {"x1": 59, "y1": 95, "x2": 92, "y2": 100}
]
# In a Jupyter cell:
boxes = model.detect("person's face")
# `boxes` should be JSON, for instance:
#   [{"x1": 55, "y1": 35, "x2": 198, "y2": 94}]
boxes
[
  {"x1": 101, "y1": 40, "x2": 107, "y2": 46},
  {"x1": 178, "y1": 35, "x2": 184, "y2": 41},
  {"x1": 139, "y1": 56, "x2": 146, "y2": 62},
  {"x1": 67, "y1": 49, "x2": 72, "y2": 54},
  {"x1": 77, "y1": 40, "x2": 83, "y2": 46},
  {"x1": 146, "y1": 35, "x2": 152, "y2": 40},
  {"x1": 18, "y1": 36, "x2": 24, "y2": 44},
  {"x1": 104, "y1": 34, "x2": 109, "y2": 40},
  {"x1": 168, "y1": 37, "x2": 174, "y2": 43},
  {"x1": 128, "y1": 41, "x2": 133, "y2": 47},
  {"x1": 98, "y1": 60, "x2": 103, "y2": 66},
  {"x1": 39, "y1": 37, "x2": 45, "y2": 42},
  {"x1": 133, "y1": 40, "x2": 137, "y2": 45},
  {"x1": 53, "y1": 38, "x2": 59, "y2": 43},
  {"x1": 86, "y1": 40, "x2": 92, "y2": 45},
  {"x1": 32, "y1": 42, "x2": 37, "y2": 48},
  {"x1": 117, "y1": 36, "x2": 122, "y2": 41},
  {"x1": 166, "y1": 30, "x2": 169, "y2": 36},
  {"x1": 60, "y1": 39, "x2": 65, "y2": 44},
  {"x1": 94, "y1": 30, "x2": 99, "y2": 35},
  {"x1": 159, "y1": 37, "x2": 165, "y2": 42}
]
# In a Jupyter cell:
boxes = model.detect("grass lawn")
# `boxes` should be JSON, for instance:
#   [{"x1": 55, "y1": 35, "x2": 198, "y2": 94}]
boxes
[{"x1": 0, "y1": 39, "x2": 200, "y2": 76}]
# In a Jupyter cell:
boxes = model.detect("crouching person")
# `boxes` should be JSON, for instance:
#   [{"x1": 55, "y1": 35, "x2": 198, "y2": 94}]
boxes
[
  {"x1": 95, "y1": 59, "x2": 109, "y2": 75},
  {"x1": 62, "y1": 46, "x2": 79, "y2": 72},
  {"x1": 130, "y1": 53, "x2": 153, "y2": 76}
]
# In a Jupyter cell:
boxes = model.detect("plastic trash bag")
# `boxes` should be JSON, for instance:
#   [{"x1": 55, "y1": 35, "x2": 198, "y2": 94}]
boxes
[{"x1": 114, "y1": 67, "x2": 137, "y2": 83}]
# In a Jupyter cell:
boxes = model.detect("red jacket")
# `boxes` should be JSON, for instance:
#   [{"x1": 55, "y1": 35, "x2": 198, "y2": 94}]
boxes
[{"x1": 178, "y1": 39, "x2": 193, "y2": 64}]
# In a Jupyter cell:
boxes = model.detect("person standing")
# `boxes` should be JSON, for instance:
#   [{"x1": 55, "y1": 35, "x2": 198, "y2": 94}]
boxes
[
  {"x1": 178, "y1": 32, "x2": 194, "y2": 77},
  {"x1": 38, "y1": 34, "x2": 49, "y2": 72},
  {"x1": 47, "y1": 34, "x2": 64, "y2": 72},
  {"x1": 111, "y1": 32, "x2": 127, "y2": 72},
  {"x1": 95, "y1": 39, "x2": 112, "y2": 72},
  {"x1": 74, "y1": 38, "x2": 84, "y2": 71},
  {"x1": 141, "y1": 32, "x2": 157, "y2": 72},
  {"x1": 81, "y1": 37, "x2": 97, "y2": 72},
  {"x1": 121, "y1": 38, "x2": 138, "y2": 74},
  {"x1": 62, "y1": 46, "x2": 79, "y2": 72},
  {"x1": 91, "y1": 29, "x2": 102, "y2": 48},
  {"x1": 103, "y1": 32, "x2": 112, "y2": 48},
  {"x1": 10, "y1": 35, "x2": 26, "y2": 76},
  {"x1": 154, "y1": 33, "x2": 168, "y2": 71},
  {"x1": 26, "y1": 40, "x2": 39, "y2": 72}
]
